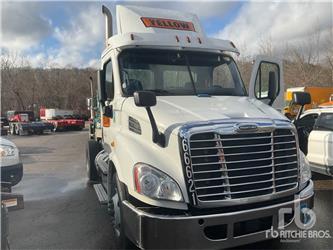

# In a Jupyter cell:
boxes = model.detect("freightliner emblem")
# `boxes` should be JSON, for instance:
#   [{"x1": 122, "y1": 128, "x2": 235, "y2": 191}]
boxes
[{"x1": 236, "y1": 123, "x2": 258, "y2": 132}]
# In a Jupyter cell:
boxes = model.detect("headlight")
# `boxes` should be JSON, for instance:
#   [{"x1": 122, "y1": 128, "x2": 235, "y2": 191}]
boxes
[
  {"x1": 0, "y1": 144, "x2": 17, "y2": 157},
  {"x1": 134, "y1": 163, "x2": 183, "y2": 202},
  {"x1": 299, "y1": 150, "x2": 311, "y2": 184}
]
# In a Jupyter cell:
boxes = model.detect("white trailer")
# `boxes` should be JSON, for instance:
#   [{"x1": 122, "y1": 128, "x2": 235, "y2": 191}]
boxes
[
  {"x1": 86, "y1": 5, "x2": 314, "y2": 249},
  {"x1": 40, "y1": 109, "x2": 73, "y2": 120}
]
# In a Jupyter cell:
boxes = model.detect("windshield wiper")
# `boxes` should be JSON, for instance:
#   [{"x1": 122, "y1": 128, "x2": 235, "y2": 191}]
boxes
[
  {"x1": 184, "y1": 55, "x2": 198, "y2": 96},
  {"x1": 197, "y1": 93, "x2": 211, "y2": 97},
  {"x1": 146, "y1": 89, "x2": 172, "y2": 95}
]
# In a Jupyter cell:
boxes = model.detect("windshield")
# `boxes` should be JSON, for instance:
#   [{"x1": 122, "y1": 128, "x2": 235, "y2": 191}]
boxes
[{"x1": 118, "y1": 49, "x2": 246, "y2": 96}]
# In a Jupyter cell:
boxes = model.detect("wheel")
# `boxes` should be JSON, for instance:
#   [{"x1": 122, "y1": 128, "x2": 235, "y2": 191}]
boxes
[
  {"x1": 110, "y1": 173, "x2": 133, "y2": 249},
  {"x1": 86, "y1": 140, "x2": 102, "y2": 182}
]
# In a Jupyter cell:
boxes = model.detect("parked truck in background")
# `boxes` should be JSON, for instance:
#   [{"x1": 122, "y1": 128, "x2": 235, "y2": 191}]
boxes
[
  {"x1": 7, "y1": 111, "x2": 54, "y2": 136},
  {"x1": 284, "y1": 87, "x2": 333, "y2": 119},
  {"x1": 40, "y1": 108, "x2": 85, "y2": 131},
  {"x1": 86, "y1": 5, "x2": 314, "y2": 249},
  {"x1": 319, "y1": 94, "x2": 333, "y2": 108}
]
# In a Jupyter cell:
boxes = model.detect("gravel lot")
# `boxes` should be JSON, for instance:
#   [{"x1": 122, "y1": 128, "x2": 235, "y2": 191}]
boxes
[{"x1": 5, "y1": 129, "x2": 333, "y2": 249}]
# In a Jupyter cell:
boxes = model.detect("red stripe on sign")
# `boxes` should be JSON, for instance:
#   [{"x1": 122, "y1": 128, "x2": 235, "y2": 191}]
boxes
[{"x1": 141, "y1": 17, "x2": 196, "y2": 32}]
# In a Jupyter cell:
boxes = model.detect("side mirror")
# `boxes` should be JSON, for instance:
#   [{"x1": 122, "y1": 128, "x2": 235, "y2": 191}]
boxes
[
  {"x1": 133, "y1": 91, "x2": 165, "y2": 147},
  {"x1": 292, "y1": 92, "x2": 311, "y2": 106},
  {"x1": 292, "y1": 92, "x2": 311, "y2": 121},
  {"x1": 267, "y1": 71, "x2": 277, "y2": 106},
  {"x1": 103, "y1": 105, "x2": 113, "y2": 118},
  {"x1": 134, "y1": 91, "x2": 157, "y2": 107},
  {"x1": 97, "y1": 70, "x2": 106, "y2": 106}
]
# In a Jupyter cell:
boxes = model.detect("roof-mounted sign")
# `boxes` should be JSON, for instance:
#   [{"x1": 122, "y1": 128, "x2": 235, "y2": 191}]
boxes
[{"x1": 141, "y1": 17, "x2": 196, "y2": 32}]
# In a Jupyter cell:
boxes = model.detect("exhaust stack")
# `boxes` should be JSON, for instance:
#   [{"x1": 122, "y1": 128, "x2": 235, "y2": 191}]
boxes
[{"x1": 102, "y1": 5, "x2": 113, "y2": 46}]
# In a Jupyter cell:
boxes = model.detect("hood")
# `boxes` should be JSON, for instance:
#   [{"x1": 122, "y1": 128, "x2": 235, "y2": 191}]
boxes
[{"x1": 123, "y1": 96, "x2": 288, "y2": 132}]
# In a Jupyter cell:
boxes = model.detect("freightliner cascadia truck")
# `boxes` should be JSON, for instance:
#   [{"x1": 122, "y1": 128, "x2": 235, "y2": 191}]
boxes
[{"x1": 86, "y1": 5, "x2": 314, "y2": 249}]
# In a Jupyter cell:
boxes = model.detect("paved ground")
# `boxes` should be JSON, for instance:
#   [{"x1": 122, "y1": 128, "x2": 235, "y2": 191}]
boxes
[
  {"x1": 5, "y1": 130, "x2": 333, "y2": 249},
  {"x1": 6, "y1": 130, "x2": 114, "y2": 249}
]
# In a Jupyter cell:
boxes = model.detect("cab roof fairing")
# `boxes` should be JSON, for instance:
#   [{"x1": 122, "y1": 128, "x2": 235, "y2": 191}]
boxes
[
  {"x1": 100, "y1": 5, "x2": 240, "y2": 60},
  {"x1": 101, "y1": 32, "x2": 240, "y2": 58},
  {"x1": 115, "y1": 5, "x2": 205, "y2": 36}
]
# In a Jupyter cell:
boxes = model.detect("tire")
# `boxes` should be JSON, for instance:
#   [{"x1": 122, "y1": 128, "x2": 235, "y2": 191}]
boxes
[
  {"x1": 110, "y1": 173, "x2": 134, "y2": 249},
  {"x1": 86, "y1": 140, "x2": 102, "y2": 182}
]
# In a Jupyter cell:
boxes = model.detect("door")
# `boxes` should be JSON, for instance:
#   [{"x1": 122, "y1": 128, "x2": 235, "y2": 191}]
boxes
[
  {"x1": 248, "y1": 55, "x2": 284, "y2": 111},
  {"x1": 295, "y1": 113, "x2": 319, "y2": 154},
  {"x1": 308, "y1": 113, "x2": 333, "y2": 167},
  {"x1": 101, "y1": 59, "x2": 115, "y2": 144}
]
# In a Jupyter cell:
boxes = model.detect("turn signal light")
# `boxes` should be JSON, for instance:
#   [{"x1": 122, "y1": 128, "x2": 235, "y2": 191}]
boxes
[{"x1": 103, "y1": 116, "x2": 111, "y2": 127}]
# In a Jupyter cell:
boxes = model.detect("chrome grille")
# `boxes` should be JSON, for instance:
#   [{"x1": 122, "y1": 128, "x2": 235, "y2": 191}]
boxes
[{"x1": 188, "y1": 129, "x2": 298, "y2": 203}]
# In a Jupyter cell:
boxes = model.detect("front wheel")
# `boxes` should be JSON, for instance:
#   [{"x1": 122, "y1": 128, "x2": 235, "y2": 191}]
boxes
[{"x1": 110, "y1": 173, "x2": 133, "y2": 249}]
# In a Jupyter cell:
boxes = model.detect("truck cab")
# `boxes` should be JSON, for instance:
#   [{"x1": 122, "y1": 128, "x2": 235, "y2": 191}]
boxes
[{"x1": 86, "y1": 5, "x2": 314, "y2": 249}]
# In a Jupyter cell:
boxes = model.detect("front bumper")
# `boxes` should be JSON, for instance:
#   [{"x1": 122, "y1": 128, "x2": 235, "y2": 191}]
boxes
[
  {"x1": 1, "y1": 163, "x2": 23, "y2": 186},
  {"x1": 123, "y1": 180, "x2": 314, "y2": 249}
]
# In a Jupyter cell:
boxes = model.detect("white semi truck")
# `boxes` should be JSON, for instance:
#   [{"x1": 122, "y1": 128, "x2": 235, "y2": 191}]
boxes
[{"x1": 86, "y1": 5, "x2": 314, "y2": 249}]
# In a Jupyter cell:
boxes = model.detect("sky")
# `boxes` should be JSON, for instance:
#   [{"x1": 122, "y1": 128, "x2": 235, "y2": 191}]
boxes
[{"x1": 1, "y1": 0, "x2": 332, "y2": 68}]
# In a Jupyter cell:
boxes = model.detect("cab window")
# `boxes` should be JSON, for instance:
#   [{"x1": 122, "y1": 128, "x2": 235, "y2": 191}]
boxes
[
  {"x1": 314, "y1": 113, "x2": 333, "y2": 131},
  {"x1": 104, "y1": 60, "x2": 114, "y2": 100},
  {"x1": 297, "y1": 113, "x2": 319, "y2": 129}
]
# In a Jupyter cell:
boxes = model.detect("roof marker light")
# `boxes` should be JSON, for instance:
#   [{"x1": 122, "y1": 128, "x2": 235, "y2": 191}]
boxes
[{"x1": 175, "y1": 35, "x2": 180, "y2": 42}]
